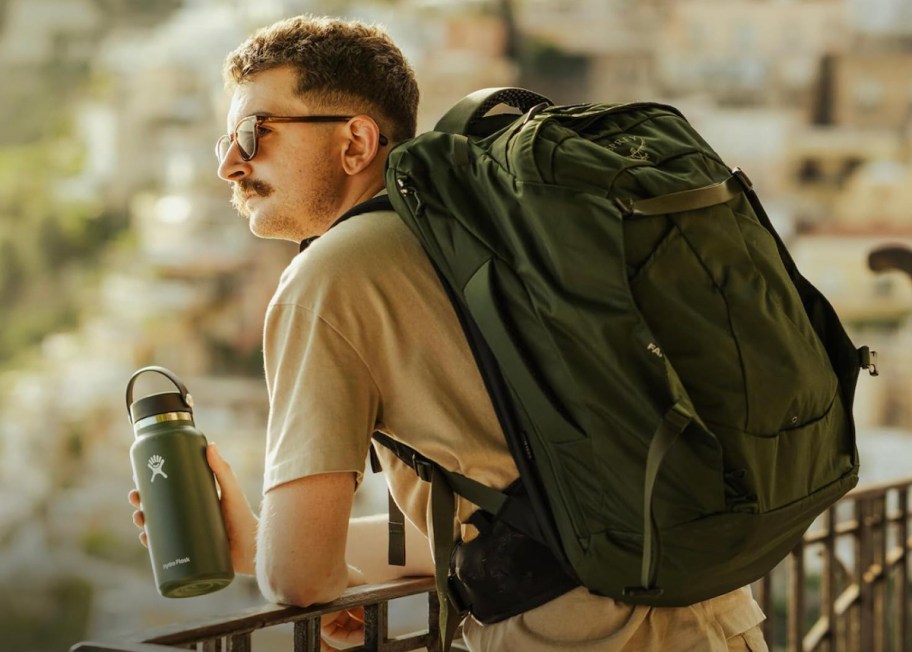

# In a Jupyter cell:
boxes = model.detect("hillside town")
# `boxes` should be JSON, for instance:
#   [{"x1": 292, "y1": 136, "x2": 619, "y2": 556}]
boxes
[{"x1": 1, "y1": 0, "x2": 912, "y2": 649}]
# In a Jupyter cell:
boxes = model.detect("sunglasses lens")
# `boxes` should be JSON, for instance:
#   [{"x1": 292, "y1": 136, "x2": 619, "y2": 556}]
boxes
[
  {"x1": 236, "y1": 117, "x2": 257, "y2": 160},
  {"x1": 216, "y1": 117, "x2": 258, "y2": 162},
  {"x1": 216, "y1": 136, "x2": 230, "y2": 162}
]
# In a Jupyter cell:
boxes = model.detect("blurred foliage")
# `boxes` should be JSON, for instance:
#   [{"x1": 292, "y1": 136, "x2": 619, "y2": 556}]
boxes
[
  {"x1": 0, "y1": 575, "x2": 93, "y2": 651},
  {"x1": 519, "y1": 35, "x2": 589, "y2": 77},
  {"x1": 0, "y1": 140, "x2": 128, "y2": 364},
  {"x1": 0, "y1": 70, "x2": 80, "y2": 146},
  {"x1": 93, "y1": 0, "x2": 184, "y2": 26},
  {"x1": 82, "y1": 527, "x2": 148, "y2": 565},
  {"x1": 0, "y1": 0, "x2": 185, "y2": 367},
  {"x1": 517, "y1": 35, "x2": 589, "y2": 103},
  {"x1": 207, "y1": 336, "x2": 267, "y2": 377}
]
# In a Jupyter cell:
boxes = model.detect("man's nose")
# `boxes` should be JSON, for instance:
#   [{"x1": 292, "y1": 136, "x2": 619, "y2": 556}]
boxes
[{"x1": 217, "y1": 142, "x2": 251, "y2": 181}]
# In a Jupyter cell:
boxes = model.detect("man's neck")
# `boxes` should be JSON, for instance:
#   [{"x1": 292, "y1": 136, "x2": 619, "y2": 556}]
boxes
[
  {"x1": 340, "y1": 178, "x2": 387, "y2": 215},
  {"x1": 299, "y1": 189, "x2": 391, "y2": 252}
]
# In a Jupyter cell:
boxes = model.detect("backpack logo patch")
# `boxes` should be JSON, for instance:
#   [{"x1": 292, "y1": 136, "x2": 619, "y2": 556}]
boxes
[
  {"x1": 608, "y1": 136, "x2": 650, "y2": 161},
  {"x1": 647, "y1": 343, "x2": 664, "y2": 358}
]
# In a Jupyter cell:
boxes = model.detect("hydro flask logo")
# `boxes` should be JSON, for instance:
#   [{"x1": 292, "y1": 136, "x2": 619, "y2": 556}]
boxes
[{"x1": 148, "y1": 455, "x2": 169, "y2": 483}]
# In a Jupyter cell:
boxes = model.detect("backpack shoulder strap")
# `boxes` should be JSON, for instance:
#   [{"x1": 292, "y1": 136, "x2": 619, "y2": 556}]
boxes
[
  {"x1": 372, "y1": 429, "x2": 558, "y2": 652},
  {"x1": 371, "y1": 432, "x2": 543, "y2": 541}
]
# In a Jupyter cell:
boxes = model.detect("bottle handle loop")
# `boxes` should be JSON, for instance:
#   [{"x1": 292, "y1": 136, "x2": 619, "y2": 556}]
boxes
[{"x1": 125, "y1": 366, "x2": 193, "y2": 422}]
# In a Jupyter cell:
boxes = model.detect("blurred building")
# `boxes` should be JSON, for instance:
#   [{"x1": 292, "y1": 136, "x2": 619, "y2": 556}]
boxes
[
  {"x1": 3, "y1": 1, "x2": 912, "y2": 649},
  {"x1": 786, "y1": 37, "x2": 912, "y2": 428},
  {"x1": 659, "y1": 0, "x2": 850, "y2": 109},
  {"x1": 847, "y1": 0, "x2": 912, "y2": 38},
  {"x1": 821, "y1": 50, "x2": 912, "y2": 132}
]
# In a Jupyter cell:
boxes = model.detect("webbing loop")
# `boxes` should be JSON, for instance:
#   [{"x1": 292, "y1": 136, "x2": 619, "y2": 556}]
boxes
[
  {"x1": 429, "y1": 467, "x2": 467, "y2": 651},
  {"x1": 619, "y1": 173, "x2": 746, "y2": 218},
  {"x1": 624, "y1": 402, "x2": 692, "y2": 598}
]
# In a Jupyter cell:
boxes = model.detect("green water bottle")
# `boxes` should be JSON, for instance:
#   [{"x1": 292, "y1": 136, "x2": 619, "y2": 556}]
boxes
[{"x1": 126, "y1": 366, "x2": 234, "y2": 598}]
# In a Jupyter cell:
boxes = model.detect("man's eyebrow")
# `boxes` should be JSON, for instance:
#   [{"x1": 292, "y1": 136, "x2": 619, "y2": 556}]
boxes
[{"x1": 228, "y1": 110, "x2": 274, "y2": 126}]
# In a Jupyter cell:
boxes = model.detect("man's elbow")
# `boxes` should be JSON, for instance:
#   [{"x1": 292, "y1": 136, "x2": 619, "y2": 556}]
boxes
[{"x1": 257, "y1": 559, "x2": 348, "y2": 607}]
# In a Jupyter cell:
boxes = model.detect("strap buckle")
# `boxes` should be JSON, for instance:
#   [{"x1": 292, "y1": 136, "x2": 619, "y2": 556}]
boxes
[
  {"x1": 413, "y1": 454, "x2": 435, "y2": 482},
  {"x1": 860, "y1": 346, "x2": 879, "y2": 377},
  {"x1": 731, "y1": 167, "x2": 753, "y2": 190}
]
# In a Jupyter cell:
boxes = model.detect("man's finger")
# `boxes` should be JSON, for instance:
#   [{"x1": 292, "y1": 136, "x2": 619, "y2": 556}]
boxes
[
  {"x1": 207, "y1": 444, "x2": 240, "y2": 494},
  {"x1": 128, "y1": 489, "x2": 141, "y2": 508},
  {"x1": 132, "y1": 510, "x2": 145, "y2": 528}
]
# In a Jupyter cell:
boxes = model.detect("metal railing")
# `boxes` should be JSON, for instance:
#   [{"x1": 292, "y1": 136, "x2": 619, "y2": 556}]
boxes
[
  {"x1": 71, "y1": 477, "x2": 912, "y2": 652},
  {"x1": 72, "y1": 577, "x2": 444, "y2": 652},
  {"x1": 753, "y1": 476, "x2": 911, "y2": 652}
]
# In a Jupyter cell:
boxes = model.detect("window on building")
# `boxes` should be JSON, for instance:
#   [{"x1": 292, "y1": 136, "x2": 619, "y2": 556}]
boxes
[
  {"x1": 873, "y1": 276, "x2": 895, "y2": 299},
  {"x1": 840, "y1": 157, "x2": 865, "y2": 183},
  {"x1": 734, "y1": 23, "x2": 758, "y2": 52},
  {"x1": 797, "y1": 158, "x2": 823, "y2": 183},
  {"x1": 854, "y1": 78, "x2": 885, "y2": 112},
  {"x1": 689, "y1": 22, "x2": 707, "y2": 48}
]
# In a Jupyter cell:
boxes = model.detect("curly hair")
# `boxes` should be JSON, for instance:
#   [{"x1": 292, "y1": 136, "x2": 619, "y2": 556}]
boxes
[{"x1": 224, "y1": 15, "x2": 419, "y2": 142}]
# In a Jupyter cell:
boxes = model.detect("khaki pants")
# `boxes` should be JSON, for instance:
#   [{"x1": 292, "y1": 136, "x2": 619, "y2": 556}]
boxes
[
  {"x1": 727, "y1": 625, "x2": 768, "y2": 651},
  {"x1": 462, "y1": 585, "x2": 768, "y2": 652}
]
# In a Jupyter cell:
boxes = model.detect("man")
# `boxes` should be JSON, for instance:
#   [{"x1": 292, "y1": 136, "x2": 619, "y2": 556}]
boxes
[{"x1": 131, "y1": 15, "x2": 768, "y2": 651}]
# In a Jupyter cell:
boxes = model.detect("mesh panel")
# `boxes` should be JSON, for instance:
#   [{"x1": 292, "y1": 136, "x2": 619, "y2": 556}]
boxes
[{"x1": 474, "y1": 89, "x2": 552, "y2": 123}]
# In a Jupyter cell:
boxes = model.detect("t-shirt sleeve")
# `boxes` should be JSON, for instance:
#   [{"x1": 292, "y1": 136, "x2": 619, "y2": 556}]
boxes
[{"x1": 262, "y1": 300, "x2": 379, "y2": 494}]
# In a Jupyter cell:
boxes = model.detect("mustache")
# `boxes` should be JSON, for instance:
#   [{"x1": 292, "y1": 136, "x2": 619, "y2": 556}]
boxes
[
  {"x1": 231, "y1": 179, "x2": 273, "y2": 213},
  {"x1": 236, "y1": 178, "x2": 272, "y2": 198}
]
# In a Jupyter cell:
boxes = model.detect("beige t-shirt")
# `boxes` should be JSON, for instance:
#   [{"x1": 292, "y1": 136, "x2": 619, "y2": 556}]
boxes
[{"x1": 262, "y1": 207, "x2": 765, "y2": 651}]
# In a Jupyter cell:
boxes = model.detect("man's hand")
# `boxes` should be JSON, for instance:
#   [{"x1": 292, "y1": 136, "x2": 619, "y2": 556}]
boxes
[
  {"x1": 127, "y1": 443, "x2": 258, "y2": 576},
  {"x1": 320, "y1": 607, "x2": 366, "y2": 651},
  {"x1": 206, "y1": 443, "x2": 258, "y2": 575}
]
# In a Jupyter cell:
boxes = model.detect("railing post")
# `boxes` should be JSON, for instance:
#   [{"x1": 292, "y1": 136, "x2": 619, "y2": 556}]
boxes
[
  {"x1": 875, "y1": 494, "x2": 887, "y2": 652},
  {"x1": 227, "y1": 632, "x2": 251, "y2": 652},
  {"x1": 859, "y1": 497, "x2": 875, "y2": 652},
  {"x1": 822, "y1": 506, "x2": 836, "y2": 652},
  {"x1": 897, "y1": 487, "x2": 909, "y2": 652},
  {"x1": 789, "y1": 540, "x2": 806, "y2": 652},
  {"x1": 293, "y1": 617, "x2": 321, "y2": 652},
  {"x1": 363, "y1": 601, "x2": 388, "y2": 649}
]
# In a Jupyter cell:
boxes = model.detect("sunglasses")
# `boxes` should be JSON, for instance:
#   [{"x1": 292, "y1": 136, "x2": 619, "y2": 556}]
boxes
[{"x1": 215, "y1": 114, "x2": 389, "y2": 163}]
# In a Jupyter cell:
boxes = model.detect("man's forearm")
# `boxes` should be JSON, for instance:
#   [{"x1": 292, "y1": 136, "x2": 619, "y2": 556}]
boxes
[{"x1": 255, "y1": 473, "x2": 355, "y2": 607}]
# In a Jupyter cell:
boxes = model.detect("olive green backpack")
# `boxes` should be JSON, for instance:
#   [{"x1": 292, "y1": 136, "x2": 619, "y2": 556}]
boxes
[{"x1": 378, "y1": 88, "x2": 875, "y2": 646}]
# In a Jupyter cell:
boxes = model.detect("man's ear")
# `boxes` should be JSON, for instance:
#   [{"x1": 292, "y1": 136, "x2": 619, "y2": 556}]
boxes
[{"x1": 340, "y1": 116, "x2": 383, "y2": 176}]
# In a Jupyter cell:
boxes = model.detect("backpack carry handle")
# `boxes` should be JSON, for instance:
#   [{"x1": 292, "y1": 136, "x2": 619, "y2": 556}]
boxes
[{"x1": 435, "y1": 87, "x2": 553, "y2": 135}]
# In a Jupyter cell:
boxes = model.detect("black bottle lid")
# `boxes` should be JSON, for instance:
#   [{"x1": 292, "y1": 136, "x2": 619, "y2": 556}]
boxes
[
  {"x1": 129, "y1": 391, "x2": 193, "y2": 423},
  {"x1": 126, "y1": 366, "x2": 194, "y2": 425}
]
